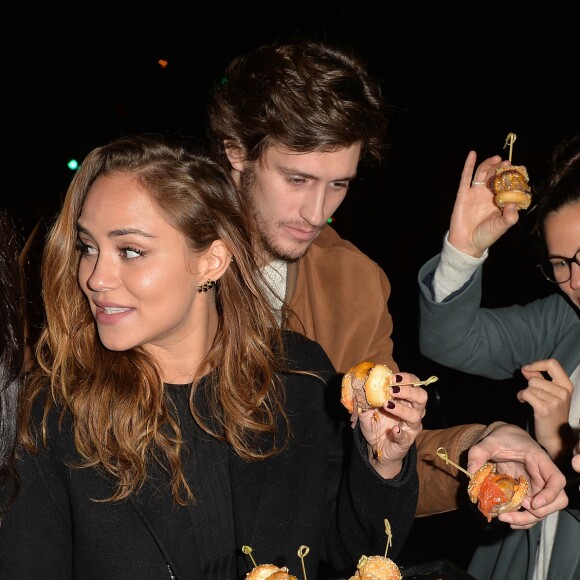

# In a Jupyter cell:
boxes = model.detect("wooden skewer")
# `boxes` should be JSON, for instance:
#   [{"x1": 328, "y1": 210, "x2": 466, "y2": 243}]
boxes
[
  {"x1": 503, "y1": 132, "x2": 517, "y2": 163},
  {"x1": 383, "y1": 518, "x2": 393, "y2": 559},
  {"x1": 241, "y1": 545, "x2": 257, "y2": 568},
  {"x1": 298, "y1": 545, "x2": 309, "y2": 580},
  {"x1": 436, "y1": 447, "x2": 473, "y2": 478},
  {"x1": 397, "y1": 375, "x2": 439, "y2": 388}
]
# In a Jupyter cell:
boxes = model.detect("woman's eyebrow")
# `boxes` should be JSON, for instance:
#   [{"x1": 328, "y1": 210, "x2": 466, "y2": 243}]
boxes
[{"x1": 76, "y1": 223, "x2": 156, "y2": 238}]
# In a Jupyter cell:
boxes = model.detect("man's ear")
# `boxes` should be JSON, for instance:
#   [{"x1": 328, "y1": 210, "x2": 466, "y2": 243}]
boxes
[
  {"x1": 196, "y1": 240, "x2": 232, "y2": 283},
  {"x1": 224, "y1": 139, "x2": 247, "y2": 173}
]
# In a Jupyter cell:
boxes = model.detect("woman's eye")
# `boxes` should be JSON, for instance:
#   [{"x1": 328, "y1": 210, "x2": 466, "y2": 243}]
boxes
[
  {"x1": 552, "y1": 259, "x2": 568, "y2": 270},
  {"x1": 121, "y1": 246, "x2": 144, "y2": 259},
  {"x1": 76, "y1": 240, "x2": 97, "y2": 256}
]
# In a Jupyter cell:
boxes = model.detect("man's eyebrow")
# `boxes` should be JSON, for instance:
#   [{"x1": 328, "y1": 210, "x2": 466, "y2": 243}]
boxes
[
  {"x1": 76, "y1": 224, "x2": 156, "y2": 238},
  {"x1": 278, "y1": 165, "x2": 357, "y2": 181}
]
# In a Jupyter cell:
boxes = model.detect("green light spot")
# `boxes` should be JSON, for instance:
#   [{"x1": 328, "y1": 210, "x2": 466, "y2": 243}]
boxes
[{"x1": 68, "y1": 159, "x2": 79, "y2": 170}]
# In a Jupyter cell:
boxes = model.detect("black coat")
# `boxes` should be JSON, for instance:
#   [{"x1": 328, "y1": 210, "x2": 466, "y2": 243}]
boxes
[{"x1": 0, "y1": 333, "x2": 418, "y2": 579}]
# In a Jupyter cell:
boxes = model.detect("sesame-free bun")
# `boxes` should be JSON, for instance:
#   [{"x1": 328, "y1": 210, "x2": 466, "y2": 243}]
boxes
[
  {"x1": 341, "y1": 361, "x2": 394, "y2": 414},
  {"x1": 349, "y1": 555, "x2": 402, "y2": 579},
  {"x1": 245, "y1": 564, "x2": 297, "y2": 579},
  {"x1": 488, "y1": 165, "x2": 532, "y2": 210},
  {"x1": 467, "y1": 462, "x2": 529, "y2": 522}
]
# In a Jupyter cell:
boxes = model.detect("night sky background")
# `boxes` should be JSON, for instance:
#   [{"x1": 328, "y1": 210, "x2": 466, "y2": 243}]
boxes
[{"x1": 4, "y1": 0, "x2": 580, "y2": 571}]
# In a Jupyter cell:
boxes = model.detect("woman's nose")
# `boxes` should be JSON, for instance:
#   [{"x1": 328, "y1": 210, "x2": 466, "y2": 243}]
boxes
[
  {"x1": 86, "y1": 257, "x2": 118, "y2": 292},
  {"x1": 570, "y1": 261, "x2": 580, "y2": 289}
]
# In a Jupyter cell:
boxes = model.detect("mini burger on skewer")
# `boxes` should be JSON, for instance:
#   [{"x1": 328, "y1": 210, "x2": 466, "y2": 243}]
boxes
[
  {"x1": 242, "y1": 545, "x2": 307, "y2": 580},
  {"x1": 436, "y1": 448, "x2": 529, "y2": 523},
  {"x1": 340, "y1": 361, "x2": 437, "y2": 426},
  {"x1": 348, "y1": 555, "x2": 402, "y2": 580},
  {"x1": 245, "y1": 565, "x2": 297, "y2": 580},
  {"x1": 489, "y1": 165, "x2": 532, "y2": 210},
  {"x1": 467, "y1": 462, "x2": 529, "y2": 523},
  {"x1": 488, "y1": 132, "x2": 532, "y2": 210},
  {"x1": 341, "y1": 361, "x2": 395, "y2": 416},
  {"x1": 348, "y1": 519, "x2": 402, "y2": 580}
]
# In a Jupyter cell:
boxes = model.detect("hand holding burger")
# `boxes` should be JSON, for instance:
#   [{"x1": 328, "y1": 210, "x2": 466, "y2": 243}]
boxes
[{"x1": 340, "y1": 361, "x2": 429, "y2": 479}]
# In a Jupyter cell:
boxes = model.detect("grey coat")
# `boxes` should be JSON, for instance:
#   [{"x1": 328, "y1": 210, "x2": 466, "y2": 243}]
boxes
[{"x1": 418, "y1": 254, "x2": 580, "y2": 580}]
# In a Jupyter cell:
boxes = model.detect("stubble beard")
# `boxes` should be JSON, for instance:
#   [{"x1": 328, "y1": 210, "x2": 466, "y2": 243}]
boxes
[{"x1": 241, "y1": 168, "x2": 311, "y2": 264}]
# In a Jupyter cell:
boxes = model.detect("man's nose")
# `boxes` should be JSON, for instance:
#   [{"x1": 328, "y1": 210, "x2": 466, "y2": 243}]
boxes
[{"x1": 300, "y1": 188, "x2": 326, "y2": 227}]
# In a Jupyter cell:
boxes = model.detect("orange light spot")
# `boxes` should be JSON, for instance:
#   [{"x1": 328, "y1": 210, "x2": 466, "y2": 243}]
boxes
[{"x1": 158, "y1": 59, "x2": 168, "y2": 69}]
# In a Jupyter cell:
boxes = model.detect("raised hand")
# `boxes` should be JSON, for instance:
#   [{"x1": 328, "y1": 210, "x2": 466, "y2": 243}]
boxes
[
  {"x1": 517, "y1": 358, "x2": 575, "y2": 461},
  {"x1": 448, "y1": 151, "x2": 520, "y2": 258}
]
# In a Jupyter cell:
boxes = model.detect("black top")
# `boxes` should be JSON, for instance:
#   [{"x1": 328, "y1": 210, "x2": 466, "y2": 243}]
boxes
[{"x1": 0, "y1": 332, "x2": 418, "y2": 579}]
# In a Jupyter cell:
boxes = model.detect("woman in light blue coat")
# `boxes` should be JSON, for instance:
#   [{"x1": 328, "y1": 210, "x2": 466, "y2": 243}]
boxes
[{"x1": 418, "y1": 134, "x2": 580, "y2": 580}]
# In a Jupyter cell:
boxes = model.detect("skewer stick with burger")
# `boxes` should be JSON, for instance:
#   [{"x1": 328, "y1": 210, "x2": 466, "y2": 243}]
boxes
[
  {"x1": 242, "y1": 545, "x2": 308, "y2": 580},
  {"x1": 348, "y1": 519, "x2": 402, "y2": 580},
  {"x1": 436, "y1": 447, "x2": 529, "y2": 523},
  {"x1": 487, "y1": 132, "x2": 532, "y2": 210},
  {"x1": 340, "y1": 361, "x2": 437, "y2": 427}
]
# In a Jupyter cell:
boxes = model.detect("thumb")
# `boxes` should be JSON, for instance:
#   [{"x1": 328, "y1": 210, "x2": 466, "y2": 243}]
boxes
[{"x1": 501, "y1": 203, "x2": 520, "y2": 227}]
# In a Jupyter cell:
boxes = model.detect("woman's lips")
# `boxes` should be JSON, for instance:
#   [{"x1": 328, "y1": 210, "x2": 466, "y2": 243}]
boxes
[{"x1": 94, "y1": 305, "x2": 134, "y2": 325}]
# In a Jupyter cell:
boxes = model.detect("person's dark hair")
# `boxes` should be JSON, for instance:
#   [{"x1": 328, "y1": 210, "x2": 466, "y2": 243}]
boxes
[
  {"x1": 0, "y1": 209, "x2": 25, "y2": 506},
  {"x1": 21, "y1": 134, "x2": 290, "y2": 504},
  {"x1": 535, "y1": 133, "x2": 580, "y2": 240},
  {"x1": 208, "y1": 38, "x2": 388, "y2": 168}
]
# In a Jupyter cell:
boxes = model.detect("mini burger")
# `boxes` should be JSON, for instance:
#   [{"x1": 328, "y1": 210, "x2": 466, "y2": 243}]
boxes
[
  {"x1": 349, "y1": 555, "x2": 402, "y2": 580},
  {"x1": 341, "y1": 361, "x2": 394, "y2": 415},
  {"x1": 488, "y1": 165, "x2": 532, "y2": 210},
  {"x1": 245, "y1": 564, "x2": 297, "y2": 580},
  {"x1": 467, "y1": 462, "x2": 529, "y2": 522}
]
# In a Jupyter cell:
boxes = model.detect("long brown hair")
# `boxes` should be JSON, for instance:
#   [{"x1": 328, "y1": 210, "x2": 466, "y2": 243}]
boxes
[{"x1": 20, "y1": 135, "x2": 288, "y2": 503}]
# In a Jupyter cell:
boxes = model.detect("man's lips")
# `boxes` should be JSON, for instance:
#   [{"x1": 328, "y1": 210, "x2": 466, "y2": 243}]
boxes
[{"x1": 283, "y1": 225, "x2": 322, "y2": 242}]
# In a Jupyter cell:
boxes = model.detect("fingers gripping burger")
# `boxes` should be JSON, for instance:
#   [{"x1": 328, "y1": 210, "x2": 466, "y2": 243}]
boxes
[
  {"x1": 467, "y1": 462, "x2": 529, "y2": 522},
  {"x1": 488, "y1": 165, "x2": 532, "y2": 210}
]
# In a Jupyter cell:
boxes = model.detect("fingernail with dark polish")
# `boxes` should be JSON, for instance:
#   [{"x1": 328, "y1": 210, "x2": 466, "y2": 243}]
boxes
[
  {"x1": 391, "y1": 385, "x2": 400, "y2": 394},
  {"x1": 395, "y1": 374, "x2": 403, "y2": 383},
  {"x1": 387, "y1": 401, "x2": 395, "y2": 409}
]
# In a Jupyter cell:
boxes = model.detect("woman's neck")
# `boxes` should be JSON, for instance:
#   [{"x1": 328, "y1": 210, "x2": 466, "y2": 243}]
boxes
[{"x1": 145, "y1": 306, "x2": 219, "y2": 384}]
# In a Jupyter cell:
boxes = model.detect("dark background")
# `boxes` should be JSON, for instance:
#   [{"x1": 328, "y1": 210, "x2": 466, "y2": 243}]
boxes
[{"x1": 3, "y1": 0, "x2": 580, "y2": 571}]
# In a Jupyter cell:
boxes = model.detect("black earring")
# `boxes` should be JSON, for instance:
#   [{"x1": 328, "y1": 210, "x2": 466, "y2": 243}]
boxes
[{"x1": 196, "y1": 279, "x2": 216, "y2": 293}]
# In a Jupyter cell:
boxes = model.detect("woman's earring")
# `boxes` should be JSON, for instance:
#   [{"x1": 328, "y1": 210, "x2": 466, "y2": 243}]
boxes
[{"x1": 196, "y1": 279, "x2": 216, "y2": 293}]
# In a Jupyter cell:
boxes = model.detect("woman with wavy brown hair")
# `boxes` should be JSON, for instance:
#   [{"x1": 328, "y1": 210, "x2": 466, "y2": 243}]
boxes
[{"x1": 0, "y1": 134, "x2": 424, "y2": 580}]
